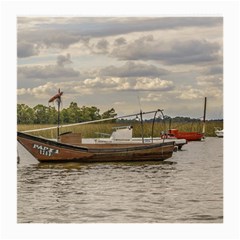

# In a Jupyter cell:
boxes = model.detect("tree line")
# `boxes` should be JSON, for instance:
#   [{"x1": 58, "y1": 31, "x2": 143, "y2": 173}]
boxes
[
  {"x1": 17, "y1": 102, "x2": 223, "y2": 125},
  {"x1": 17, "y1": 102, "x2": 117, "y2": 124}
]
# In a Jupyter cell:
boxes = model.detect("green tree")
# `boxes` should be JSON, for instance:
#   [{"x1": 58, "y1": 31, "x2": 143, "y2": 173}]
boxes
[
  {"x1": 17, "y1": 103, "x2": 118, "y2": 124},
  {"x1": 67, "y1": 102, "x2": 81, "y2": 123},
  {"x1": 33, "y1": 104, "x2": 49, "y2": 124},
  {"x1": 47, "y1": 106, "x2": 58, "y2": 124},
  {"x1": 61, "y1": 108, "x2": 70, "y2": 123},
  {"x1": 87, "y1": 106, "x2": 101, "y2": 121},
  {"x1": 17, "y1": 104, "x2": 34, "y2": 124}
]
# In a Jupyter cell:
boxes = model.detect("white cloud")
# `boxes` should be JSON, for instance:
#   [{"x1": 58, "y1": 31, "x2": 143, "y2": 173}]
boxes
[
  {"x1": 140, "y1": 93, "x2": 163, "y2": 102},
  {"x1": 134, "y1": 78, "x2": 173, "y2": 91},
  {"x1": 18, "y1": 77, "x2": 174, "y2": 100},
  {"x1": 197, "y1": 75, "x2": 223, "y2": 87},
  {"x1": 178, "y1": 88, "x2": 203, "y2": 100}
]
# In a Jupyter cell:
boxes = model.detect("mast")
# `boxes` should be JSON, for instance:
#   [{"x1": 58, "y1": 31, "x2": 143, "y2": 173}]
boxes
[
  {"x1": 48, "y1": 89, "x2": 63, "y2": 141},
  {"x1": 202, "y1": 97, "x2": 207, "y2": 135},
  {"x1": 139, "y1": 110, "x2": 144, "y2": 143},
  {"x1": 57, "y1": 97, "x2": 60, "y2": 141}
]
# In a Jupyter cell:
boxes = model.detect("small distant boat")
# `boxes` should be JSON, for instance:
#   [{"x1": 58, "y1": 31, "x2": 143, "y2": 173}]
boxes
[
  {"x1": 161, "y1": 97, "x2": 207, "y2": 142},
  {"x1": 215, "y1": 127, "x2": 223, "y2": 138},
  {"x1": 162, "y1": 129, "x2": 204, "y2": 141}
]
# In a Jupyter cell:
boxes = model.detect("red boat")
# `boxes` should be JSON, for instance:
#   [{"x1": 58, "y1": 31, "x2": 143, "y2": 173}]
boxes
[
  {"x1": 162, "y1": 129, "x2": 204, "y2": 141},
  {"x1": 161, "y1": 97, "x2": 207, "y2": 142}
]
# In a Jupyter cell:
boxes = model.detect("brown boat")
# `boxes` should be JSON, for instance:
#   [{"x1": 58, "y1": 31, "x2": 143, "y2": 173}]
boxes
[{"x1": 17, "y1": 131, "x2": 176, "y2": 163}]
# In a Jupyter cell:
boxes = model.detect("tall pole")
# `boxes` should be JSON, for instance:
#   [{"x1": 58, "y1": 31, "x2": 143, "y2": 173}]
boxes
[
  {"x1": 202, "y1": 97, "x2": 207, "y2": 135},
  {"x1": 48, "y1": 89, "x2": 63, "y2": 141},
  {"x1": 140, "y1": 110, "x2": 144, "y2": 143}
]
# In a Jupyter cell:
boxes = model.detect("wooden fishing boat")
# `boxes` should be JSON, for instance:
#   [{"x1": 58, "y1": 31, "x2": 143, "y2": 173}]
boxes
[
  {"x1": 17, "y1": 131, "x2": 176, "y2": 163},
  {"x1": 17, "y1": 89, "x2": 178, "y2": 163}
]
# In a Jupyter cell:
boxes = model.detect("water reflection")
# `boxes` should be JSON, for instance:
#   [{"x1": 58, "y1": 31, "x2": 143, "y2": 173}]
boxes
[{"x1": 37, "y1": 160, "x2": 176, "y2": 170}]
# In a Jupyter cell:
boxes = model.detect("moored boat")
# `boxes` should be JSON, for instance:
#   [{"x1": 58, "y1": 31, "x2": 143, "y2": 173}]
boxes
[
  {"x1": 17, "y1": 131, "x2": 176, "y2": 163},
  {"x1": 161, "y1": 97, "x2": 207, "y2": 141},
  {"x1": 17, "y1": 89, "x2": 179, "y2": 163},
  {"x1": 93, "y1": 125, "x2": 187, "y2": 150},
  {"x1": 215, "y1": 127, "x2": 223, "y2": 138},
  {"x1": 162, "y1": 129, "x2": 204, "y2": 141}
]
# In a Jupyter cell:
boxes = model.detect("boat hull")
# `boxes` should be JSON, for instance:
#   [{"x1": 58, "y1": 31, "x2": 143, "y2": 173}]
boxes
[
  {"x1": 174, "y1": 132, "x2": 203, "y2": 141},
  {"x1": 215, "y1": 130, "x2": 223, "y2": 138},
  {"x1": 167, "y1": 129, "x2": 203, "y2": 141},
  {"x1": 88, "y1": 137, "x2": 187, "y2": 150},
  {"x1": 17, "y1": 132, "x2": 175, "y2": 163}
]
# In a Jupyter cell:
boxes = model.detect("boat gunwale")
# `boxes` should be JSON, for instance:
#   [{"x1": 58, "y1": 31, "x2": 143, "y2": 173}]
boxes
[{"x1": 17, "y1": 131, "x2": 175, "y2": 153}]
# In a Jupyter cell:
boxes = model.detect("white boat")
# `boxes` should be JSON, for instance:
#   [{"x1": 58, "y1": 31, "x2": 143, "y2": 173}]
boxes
[
  {"x1": 214, "y1": 127, "x2": 223, "y2": 138},
  {"x1": 84, "y1": 125, "x2": 187, "y2": 150}
]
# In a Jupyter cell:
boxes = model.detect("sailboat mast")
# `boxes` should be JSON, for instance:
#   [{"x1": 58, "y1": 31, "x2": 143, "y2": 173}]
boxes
[{"x1": 202, "y1": 97, "x2": 207, "y2": 135}]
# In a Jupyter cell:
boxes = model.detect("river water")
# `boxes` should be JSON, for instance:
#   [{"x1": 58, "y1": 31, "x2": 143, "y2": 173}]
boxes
[{"x1": 17, "y1": 137, "x2": 223, "y2": 223}]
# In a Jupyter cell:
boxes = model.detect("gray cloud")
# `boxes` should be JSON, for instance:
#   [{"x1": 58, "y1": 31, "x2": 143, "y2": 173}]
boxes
[
  {"x1": 18, "y1": 62, "x2": 80, "y2": 89},
  {"x1": 114, "y1": 37, "x2": 127, "y2": 46},
  {"x1": 17, "y1": 29, "x2": 81, "y2": 58},
  {"x1": 204, "y1": 65, "x2": 223, "y2": 75},
  {"x1": 99, "y1": 62, "x2": 169, "y2": 78},
  {"x1": 57, "y1": 53, "x2": 72, "y2": 67},
  {"x1": 95, "y1": 39, "x2": 109, "y2": 52},
  {"x1": 111, "y1": 38, "x2": 221, "y2": 65},
  {"x1": 18, "y1": 65, "x2": 79, "y2": 80},
  {"x1": 17, "y1": 41, "x2": 39, "y2": 58},
  {"x1": 17, "y1": 17, "x2": 222, "y2": 58},
  {"x1": 18, "y1": 54, "x2": 79, "y2": 83},
  {"x1": 36, "y1": 17, "x2": 221, "y2": 38}
]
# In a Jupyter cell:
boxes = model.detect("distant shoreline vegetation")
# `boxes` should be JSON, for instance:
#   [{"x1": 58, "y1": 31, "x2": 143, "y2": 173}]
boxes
[
  {"x1": 17, "y1": 102, "x2": 223, "y2": 138},
  {"x1": 17, "y1": 102, "x2": 117, "y2": 124},
  {"x1": 17, "y1": 102, "x2": 223, "y2": 124}
]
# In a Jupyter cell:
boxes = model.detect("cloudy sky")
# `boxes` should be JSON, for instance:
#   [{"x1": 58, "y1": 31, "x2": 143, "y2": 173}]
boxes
[{"x1": 17, "y1": 17, "x2": 223, "y2": 119}]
